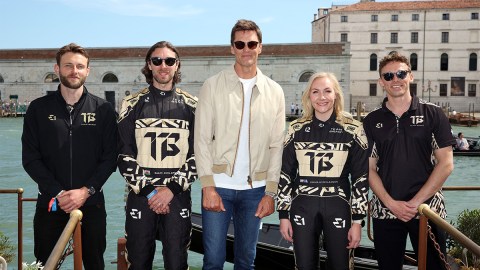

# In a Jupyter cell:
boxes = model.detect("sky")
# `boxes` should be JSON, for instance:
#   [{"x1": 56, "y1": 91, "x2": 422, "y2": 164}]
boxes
[{"x1": 2, "y1": 0, "x2": 408, "y2": 50}]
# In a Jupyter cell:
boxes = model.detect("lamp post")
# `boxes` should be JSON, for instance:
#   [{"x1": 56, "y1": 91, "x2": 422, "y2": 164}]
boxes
[
  {"x1": 423, "y1": 80, "x2": 436, "y2": 102},
  {"x1": 427, "y1": 80, "x2": 432, "y2": 102}
]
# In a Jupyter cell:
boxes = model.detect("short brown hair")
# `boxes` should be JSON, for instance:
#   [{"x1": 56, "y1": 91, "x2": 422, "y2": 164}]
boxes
[
  {"x1": 56, "y1": 43, "x2": 90, "y2": 66},
  {"x1": 230, "y1": 19, "x2": 262, "y2": 45},
  {"x1": 378, "y1": 51, "x2": 411, "y2": 77}
]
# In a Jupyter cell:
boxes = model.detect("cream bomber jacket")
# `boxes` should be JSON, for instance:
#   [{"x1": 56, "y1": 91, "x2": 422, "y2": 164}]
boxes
[{"x1": 194, "y1": 65, "x2": 286, "y2": 194}]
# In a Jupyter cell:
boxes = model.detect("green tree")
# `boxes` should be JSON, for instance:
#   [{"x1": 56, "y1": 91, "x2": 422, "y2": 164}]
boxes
[
  {"x1": 448, "y1": 209, "x2": 480, "y2": 269},
  {"x1": 0, "y1": 231, "x2": 15, "y2": 263}
]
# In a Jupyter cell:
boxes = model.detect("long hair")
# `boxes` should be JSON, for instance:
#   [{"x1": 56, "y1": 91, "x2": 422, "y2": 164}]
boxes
[
  {"x1": 230, "y1": 19, "x2": 262, "y2": 45},
  {"x1": 300, "y1": 72, "x2": 344, "y2": 122},
  {"x1": 56, "y1": 43, "x2": 90, "y2": 66},
  {"x1": 141, "y1": 41, "x2": 182, "y2": 85}
]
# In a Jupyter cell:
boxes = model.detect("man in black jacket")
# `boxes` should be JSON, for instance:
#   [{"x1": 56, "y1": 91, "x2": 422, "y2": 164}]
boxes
[{"x1": 22, "y1": 43, "x2": 118, "y2": 269}]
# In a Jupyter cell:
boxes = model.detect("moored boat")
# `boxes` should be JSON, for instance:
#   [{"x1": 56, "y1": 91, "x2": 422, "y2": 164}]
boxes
[
  {"x1": 453, "y1": 149, "x2": 480, "y2": 157},
  {"x1": 453, "y1": 136, "x2": 480, "y2": 156},
  {"x1": 189, "y1": 212, "x2": 417, "y2": 270},
  {"x1": 449, "y1": 113, "x2": 478, "y2": 127}
]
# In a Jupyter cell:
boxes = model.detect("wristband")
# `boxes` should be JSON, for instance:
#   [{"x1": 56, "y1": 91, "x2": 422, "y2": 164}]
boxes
[
  {"x1": 352, "y1": 220, "x2": 363, "y2": 224},
  {"x1": 265, "y1": 191, "x2": 277, "y2": 200},
  {"x1": 48, "y1": 197, "x2": 57, "y2": 212},
  {"x1": 146, "y1": 189, "x2": 158, "y2": 200}
]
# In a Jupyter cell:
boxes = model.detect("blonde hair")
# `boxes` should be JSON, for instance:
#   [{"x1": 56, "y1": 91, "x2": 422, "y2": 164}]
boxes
[{"x1": 300, "y1": 72, "x2": 345, "y2": 122}]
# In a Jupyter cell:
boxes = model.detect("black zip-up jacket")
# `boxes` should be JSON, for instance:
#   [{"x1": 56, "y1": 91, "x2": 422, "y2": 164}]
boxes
[
  {"x1": 22, "y1": 86, "x2": 118, "y2": 208},
  {"x1": 117, "y1": 85, "x2": 197, "y2": 197}
]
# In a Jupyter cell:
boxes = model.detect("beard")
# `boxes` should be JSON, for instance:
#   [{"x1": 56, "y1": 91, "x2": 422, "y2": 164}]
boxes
[
  {"x1": 153, "y1": 72, "x2": 174, "y2": 85},
  {"x1": 59, "y1": 73, "x2": 87, "y2": 89}
]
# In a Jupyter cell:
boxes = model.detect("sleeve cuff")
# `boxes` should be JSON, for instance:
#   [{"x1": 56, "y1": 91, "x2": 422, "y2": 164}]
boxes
[
  {"x1": 200, "y1": 175, "x2": 215, "y2": 188},
  {"x1": 278, "y1": 210, "x2": 289, "y2": 220},
  {"x1": 139, "y1": 185, "x2": 155, "y2": 197},
  {"x1": 167, "y1": 181, "x2": 183, "y2": 195}
]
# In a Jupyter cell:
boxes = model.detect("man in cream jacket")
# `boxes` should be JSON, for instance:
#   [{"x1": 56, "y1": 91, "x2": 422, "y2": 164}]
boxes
[{"x1": 194, "y1": 19, "x2": 285, "y2": 270}]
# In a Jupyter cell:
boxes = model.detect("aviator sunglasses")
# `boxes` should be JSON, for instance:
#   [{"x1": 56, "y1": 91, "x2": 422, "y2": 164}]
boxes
[
  {"x1": 150, "y1": 57, "x2": 177, "y2": 67},
  {"x1": 233, "y1": 41, "x2": 259, "y2": 50},
  {"x1": 381, "y1": 70, "x2": 410, "y2": 81}
]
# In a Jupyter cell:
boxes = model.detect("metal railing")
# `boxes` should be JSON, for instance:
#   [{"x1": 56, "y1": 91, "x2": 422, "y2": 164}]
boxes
[
  {"x1": 0, "y1": 188, "x2": 83, "y2": 270},
  {"x1": 44, "y1": 210, "x2": 83, "y2": 270},
  {"x1": 367, "y1": 186, "x2": 480, "y2": 268},
  {"x1": 0, "y1": 256, "x2": 7, "y2": 270},
  {"x1": 3, "y1": 186, "x2": 479, "y2": 269},
  {"x1": 0, "y1": 188, "x2": 29, "y2": 270},
  {"x1": 418, "y1": 203, "x2": 480, "y2": 270}
]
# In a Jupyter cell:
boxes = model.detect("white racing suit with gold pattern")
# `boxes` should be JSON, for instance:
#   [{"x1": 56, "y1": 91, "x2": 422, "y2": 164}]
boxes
[
  {"x1": 117, "y1": 85, "x2": 197, "y2": 270},
  {"x1": 277, "y1": 112, "x2": 369, "y2": 270}
]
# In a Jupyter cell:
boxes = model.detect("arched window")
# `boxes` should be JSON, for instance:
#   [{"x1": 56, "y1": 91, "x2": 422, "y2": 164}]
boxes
[
  {"x1": 0, "y1": 74, "x2": 4, "y2": 83},
  {"x1": 44, "y1": 73, "x2": 59, "y2": 83},
  {"x1": 410, "y1": 53, "x2": 418, "y2": 71},
  {"x1": 469, "y1": 53, "x2": 477, "y2": 71},
  {"x1": 103, "y1": 73, "x2": 119, "y2": 83},
  {"x1": 440, "y1": 53, "x2": 448, "y2": 71},
  {"x1": 299, "y1": 71, "x2": 314, "y2": 82},
  {"x1": 370, "y1": 54, "x2": 377, "y2": 71}
]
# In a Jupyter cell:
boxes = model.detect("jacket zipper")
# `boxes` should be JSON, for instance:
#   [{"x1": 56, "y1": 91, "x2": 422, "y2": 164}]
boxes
[
  {"x1": 231, "y1": 84, "x2": 242, "y2": 181},
  {"x1": 68, "y1": 105, "x2": 74, "y2": 188},
  {"x1": 247, "y1": 85, "x2": 254, "y2": 188}
]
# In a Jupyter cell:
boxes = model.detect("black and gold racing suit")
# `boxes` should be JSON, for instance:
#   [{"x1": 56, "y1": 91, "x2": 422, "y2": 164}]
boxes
[
  {"x1": 277, "y1": 112, "x2": 369, "y2": 270},
  {"x1": 117, "y1": 85, "x2": 197, "y2": 270}
]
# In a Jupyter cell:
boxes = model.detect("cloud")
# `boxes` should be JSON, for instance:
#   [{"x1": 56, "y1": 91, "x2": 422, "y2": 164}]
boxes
[
  {"x1": 258, "y1": 16, "x2": 275, "y2": 24},
  {"x1": 40, "y1": 0, "x2": 204, "y2": 17}
]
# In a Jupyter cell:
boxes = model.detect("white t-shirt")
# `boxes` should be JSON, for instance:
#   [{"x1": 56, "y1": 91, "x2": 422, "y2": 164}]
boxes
[
  {"x1": 456, "y1": 138, "x2": 469, "y2": 150},
  {"x1": 213, "y1": 76, "x2": 266, "y2": 190}
]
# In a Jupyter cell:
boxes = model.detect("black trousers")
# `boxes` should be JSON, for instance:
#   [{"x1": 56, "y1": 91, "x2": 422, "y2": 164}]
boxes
[
  {"x1": 34, "y1": 204, "x2": 107, "y2": 270},
  {"x1": 290, "y1": 195, "x2": 353, "y2": 270},
  {"x1": 373, "y1": 218, "x2": 447, "y2": 270},
  {"x1": 125, "y1": 190, "x2": 192, "y2": 270}
]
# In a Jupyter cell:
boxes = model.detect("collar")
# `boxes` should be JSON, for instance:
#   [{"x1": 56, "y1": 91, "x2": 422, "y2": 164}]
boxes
[
  {"x1": 226, "y1": 64, "x2": 266, "y2": 95},
  {"x1": 381, "y1": 95, "x2": 419, "y2": 114},
  {"x1": 149, "y1": 84, "x2": 175, "y2": 97},
  {"x1": 55, "y1": 85, "x2": 87, "y2": 107},
  {"x1": 312, "y1": 111, "x2": 337, "y2": 126}
]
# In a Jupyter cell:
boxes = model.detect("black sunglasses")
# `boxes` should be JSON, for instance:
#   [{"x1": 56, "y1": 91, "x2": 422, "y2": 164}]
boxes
[
  {"x1": 233, "y1": 41, "x2": 259, "y2": 50},
  {"x1": 381, "y1": 70, "x2": 410, "y2": 81},
  {"x1": 150, "y1": 57, "x2": 177, "y2": 67}
]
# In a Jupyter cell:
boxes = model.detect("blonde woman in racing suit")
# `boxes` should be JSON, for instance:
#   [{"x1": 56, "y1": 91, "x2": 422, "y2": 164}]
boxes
[{"x1": 277, "y1": 72, "x2": 369, "y2": 270}]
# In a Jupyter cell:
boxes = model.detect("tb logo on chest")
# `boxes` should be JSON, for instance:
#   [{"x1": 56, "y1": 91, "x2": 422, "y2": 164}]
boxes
[{"x1": 410, "y1": 115, "x2": 424, "y2": 125}]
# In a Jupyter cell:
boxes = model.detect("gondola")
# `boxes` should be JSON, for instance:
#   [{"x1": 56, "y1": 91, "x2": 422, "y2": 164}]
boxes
[
  {"x1": 189, "y1": 212, "x2": 417, "y2": 270},
  {"x1": 453, "y1": 136, "x2": 480, "y2": 157},
  {"x1": 453, "y1": 149, "x2": 480, "y2": 157}
]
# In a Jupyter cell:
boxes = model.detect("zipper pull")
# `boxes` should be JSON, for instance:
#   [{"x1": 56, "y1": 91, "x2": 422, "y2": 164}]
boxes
[{"x1": 247, "y1": 176, "x2": 253, "y2": 189}]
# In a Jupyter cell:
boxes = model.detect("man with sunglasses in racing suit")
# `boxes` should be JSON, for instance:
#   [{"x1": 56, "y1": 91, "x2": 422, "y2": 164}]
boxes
[
  {"x1": 117, "y1": 41, "x2": 197, "y2": 270},
  {"x1": 363, "y1": 51, "x2": 455, "y2": 270}
]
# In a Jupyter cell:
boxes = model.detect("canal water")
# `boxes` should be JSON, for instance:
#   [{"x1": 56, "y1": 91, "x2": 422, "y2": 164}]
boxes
[{"x1": 0, "y1": 117, "x2": 479, "y2": 269}]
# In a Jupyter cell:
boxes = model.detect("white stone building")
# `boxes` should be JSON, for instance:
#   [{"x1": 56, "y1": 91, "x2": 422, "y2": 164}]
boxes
[
  {"x1": 0, "y1": 43, "x2": 350, "y2": 114},
  {"x1": 312, "y1": 0, "x2": 480, "y2": 113}
]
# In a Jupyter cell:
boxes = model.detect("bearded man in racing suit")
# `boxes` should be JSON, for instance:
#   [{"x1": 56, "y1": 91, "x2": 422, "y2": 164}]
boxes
[{"x1": 117, "y1": 41, "x2": 197, "y2": 270}]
